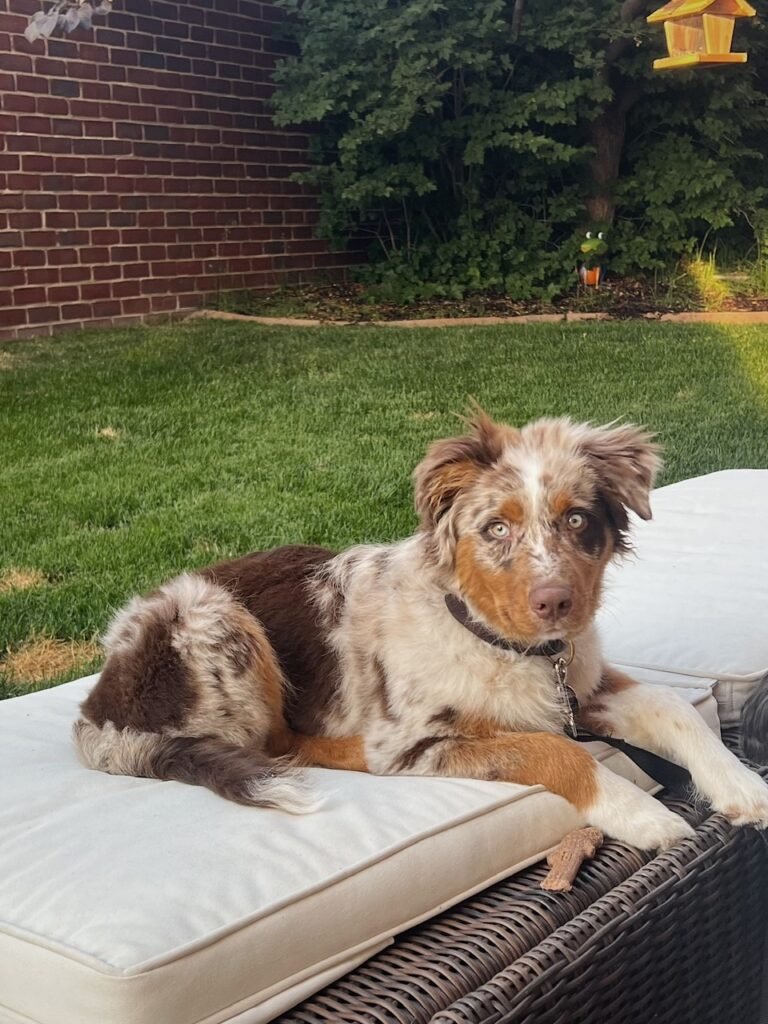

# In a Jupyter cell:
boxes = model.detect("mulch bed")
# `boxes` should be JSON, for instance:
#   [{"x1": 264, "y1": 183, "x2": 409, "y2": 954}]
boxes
[{"x1": 226, "y1": 278, "x2": 768, "y2": 323}]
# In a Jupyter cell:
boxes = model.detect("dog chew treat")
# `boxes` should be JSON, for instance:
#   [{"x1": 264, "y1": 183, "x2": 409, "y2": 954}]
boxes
[{"x1": 541, "y1": 827, "x2": 603, "y2": 892}]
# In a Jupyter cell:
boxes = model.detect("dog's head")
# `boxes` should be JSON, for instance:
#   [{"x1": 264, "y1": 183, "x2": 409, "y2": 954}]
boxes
[{"x1": 413, "y1": 409, "x2": 660, "y2": 643}]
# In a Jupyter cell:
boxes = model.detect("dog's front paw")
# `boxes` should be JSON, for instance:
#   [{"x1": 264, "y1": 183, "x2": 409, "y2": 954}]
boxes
[
  {"x1": 610, "y1": 799, "x2": 696, "y2": 852},
  {"x1": 589, "y1": 766, "x2": 696, "y2": 851},
  {"x1": 706, "y1": 766, "x2": 768, "y2": 828}
]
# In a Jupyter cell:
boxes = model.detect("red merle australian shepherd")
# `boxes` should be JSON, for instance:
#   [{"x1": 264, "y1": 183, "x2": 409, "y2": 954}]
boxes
[{"x1": 74, "y1": 412, "x2": 768, "y2": 849}]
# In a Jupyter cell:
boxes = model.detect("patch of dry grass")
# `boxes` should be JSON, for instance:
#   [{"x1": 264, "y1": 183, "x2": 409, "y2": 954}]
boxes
[
  {"x1": 96, "y1": 426, "x2": 122, "y2": 440},
  {"x1": 0, "y1": 568, "x2": 47, "y2": 593},
  {"x1": 1, "y1": 636, "x2": 101, "y2": 686}
]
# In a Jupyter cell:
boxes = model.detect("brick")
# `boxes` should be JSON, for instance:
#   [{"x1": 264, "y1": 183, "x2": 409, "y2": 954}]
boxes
[
  {"x1": 26, "y1": 267, "x2": 59, "y2": 285},
  {"x1": 52, "y1": 118, "x2": 83, "y2": 137},
  {"x1": 79, "y1": 247, "x2": 110, "y2": 263},
  {"x1": 0, "y1": 231, "x2": 22, "y2": 248},
  {"x1": 47, "y1": 285, "x2": 80, "y2": 303},
  {"x1": 93, "y1": 263, "x2": 122, "y2": 281},
  {"x1": 0, "y1": 270, "x2": 25, "y2": 287},
  {"x1": 27, "y1": 305, "x2": 62, "y2": 324},
  {"x1": 16, "y1": 75, "x2": 50, "y2": 95},
  {"x1": 51, "y1": 80, "x2": 80, "y2": 98},
  {"x1": 0, "y1": 307, "x2": 27, "y2": 328},
  {"x1": 22, "y1": 155, "x2": 54, "y2": 173},
  {"x1": 48, "y1": 249, "x2": 78, "y2": 266},
  {"x1": 92, "y1": 299, "x2": 123, "y2": 317},
  {"x1": 3, "y1": 95, "x2": 36, "y2": 113},
  {"x1": 14, "y1": 286, "x2": 47, "y2": 306},
  {"x1": 9, "y1": 212, "x2": 41, "y2": 230},
  {"x1": 61, "y1": 302, "x2": 92, "y2": 320},
  {"x1": 0, "y1": 53, "x2": 32, "y2": 73},
  {"x1": 37, "y1": 97, "x2": 70, "y2": 116}
]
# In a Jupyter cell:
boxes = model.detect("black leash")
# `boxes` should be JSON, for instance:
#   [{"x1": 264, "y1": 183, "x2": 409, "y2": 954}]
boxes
[
  {"x1": 445, "y1": 593, "x2": 692, "y2": 792},
  {"x1": 558, "y1": 671, "x2": 691, "y2": 792}
]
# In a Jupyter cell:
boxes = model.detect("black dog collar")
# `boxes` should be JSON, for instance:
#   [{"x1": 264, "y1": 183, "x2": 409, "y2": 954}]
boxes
[{"x1": 444, "y1": 594, "x2": 566, "y2": 658}]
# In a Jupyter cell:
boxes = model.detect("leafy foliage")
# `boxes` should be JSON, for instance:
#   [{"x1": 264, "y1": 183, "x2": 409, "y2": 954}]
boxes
[
  {"x1": 25, "y1": 1, "x2": 112, "y2": 43},
  {"x1": 272, "y1": 0, "x2": 768, "y2": 299}
]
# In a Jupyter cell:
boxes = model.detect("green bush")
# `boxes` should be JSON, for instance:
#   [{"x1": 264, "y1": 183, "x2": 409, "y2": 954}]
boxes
[{"x1": 272, "y1": 0, "x2": 768, "y2": 299}]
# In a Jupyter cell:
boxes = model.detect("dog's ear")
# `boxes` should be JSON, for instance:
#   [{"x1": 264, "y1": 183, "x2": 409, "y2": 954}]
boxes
[
  {"x1": 578, "y1": 423, "x2": 661, "y2": 521},
  {"x1": 413, "y1": 409, "x2": 514, "y2": 528}
]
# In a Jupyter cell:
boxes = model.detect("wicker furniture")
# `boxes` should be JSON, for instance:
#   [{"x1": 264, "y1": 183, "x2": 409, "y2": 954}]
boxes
[{"x1": 279, "y1": 763, "x2": 768, "y2": 1024}]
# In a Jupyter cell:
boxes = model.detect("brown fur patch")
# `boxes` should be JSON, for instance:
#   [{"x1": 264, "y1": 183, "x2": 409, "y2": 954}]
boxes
[
  {"x1": 2, "y1": 635, "x2": 100, "y2": 685},
  {"x1": 429, "y1": 706, "x2": 459, "y2": 726},
  {"x1": 550, "y1": 491, "x2": 575, "y2": 518},
  {"x1": 373, "y1": 655, "x2": 397, "y2": 722},
  {"x1": 289, "y1": 733, "x2": 367, "y2": 771},
  {"x1": 0, "y1": 568, "x2": 46, "y2": 593},
  {"x1": 453, "y1": 712, "x2": 505, "y2": 738},
  {"x1": 202, "y1": 545, "x2": 341, "y2": 735},
  {"x1": 577, "y1": 667, "x2": 637, "y2": 733},
  {"x1": 82, "y1": 613, "x2": 198, "y2": 731},
  {"x1": 396, "y1": 735, "x2": 449, "y2": 772},
  {"x1": 435, "y1": 733, "x2": 598, "y2": 810},
  {"x1": 420, "y1": 460, "x2": 480, "y2": 527},
  {"x1": 499, "y1": 497, "x2": 525, "y2": 524},
  {"x1": 600, "y1": 667, "x2": 637, "y2": 693},
  {"x1": 455, "y1": 536, "x2": 537, "y2": 640}
]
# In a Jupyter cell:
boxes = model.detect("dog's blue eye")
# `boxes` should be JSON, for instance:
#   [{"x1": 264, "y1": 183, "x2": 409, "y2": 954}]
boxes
[
  {"x1": 488, "y1": 522, "x2": 510, "y2": 539},
  {"x1": 567, "y1": 512, "x2": 586, "y2": 531}
]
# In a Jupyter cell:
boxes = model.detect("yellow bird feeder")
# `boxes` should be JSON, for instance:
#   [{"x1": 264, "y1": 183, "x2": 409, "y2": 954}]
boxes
[{"x1": 648, "y1": 0, "x2": 756, "y2": 70}]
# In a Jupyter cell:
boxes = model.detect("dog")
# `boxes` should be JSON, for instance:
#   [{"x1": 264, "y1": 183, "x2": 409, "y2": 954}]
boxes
[{"x1": 74, "y1": 411, "x2": 768, "y2": 850}]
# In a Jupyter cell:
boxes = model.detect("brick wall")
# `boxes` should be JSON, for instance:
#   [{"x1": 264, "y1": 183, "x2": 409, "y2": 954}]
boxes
[{"x1": 0, "y1": 0, "x2": 359, "y2": 341}]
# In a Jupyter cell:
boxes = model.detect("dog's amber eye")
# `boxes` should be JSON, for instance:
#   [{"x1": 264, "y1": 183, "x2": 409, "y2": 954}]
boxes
[
  {"x1": 567, "y1": 511, "x2": 587, "y2": 531},
  {"x1": 488, "y1": 522, "x2": 510, "y2": 540}
]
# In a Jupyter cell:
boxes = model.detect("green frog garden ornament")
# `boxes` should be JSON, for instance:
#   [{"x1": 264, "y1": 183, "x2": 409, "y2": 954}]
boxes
[{"x1": 577, "y1": 230, "x2": 608, "y2": 288}]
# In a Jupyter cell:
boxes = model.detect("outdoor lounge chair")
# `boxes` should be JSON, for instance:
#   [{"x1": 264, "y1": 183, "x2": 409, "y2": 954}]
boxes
[{"x1": 1, "y1": 470, "x2": 766, "y2": 1024}]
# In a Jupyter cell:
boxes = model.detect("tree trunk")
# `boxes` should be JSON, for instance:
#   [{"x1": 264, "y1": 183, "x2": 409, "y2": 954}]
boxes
[
  {"x1": 582, "y1": 0, "x2": 654, "y2": 224},
  {"x1": 585, "y1": 104, "x2": 627, "y2": 224}
]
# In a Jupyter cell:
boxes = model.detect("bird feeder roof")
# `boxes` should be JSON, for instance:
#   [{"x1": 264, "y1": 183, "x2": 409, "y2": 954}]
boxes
[{"x1": 647, "y1": 0, "x2": 756, "y2": 23}]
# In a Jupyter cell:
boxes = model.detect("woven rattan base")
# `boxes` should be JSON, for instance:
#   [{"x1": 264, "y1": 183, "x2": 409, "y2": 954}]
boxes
[{"x1": 278, "y1": 774, "x2": 768, "y2": 1024}]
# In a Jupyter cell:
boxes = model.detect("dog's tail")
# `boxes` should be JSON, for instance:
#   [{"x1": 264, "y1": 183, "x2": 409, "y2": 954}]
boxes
[
  {"x1": 73, "y1": 719, "x2": 320, "y2": 812},
  {"x1": 73, "y1": 572, "x2": 321, "y2": 813}
]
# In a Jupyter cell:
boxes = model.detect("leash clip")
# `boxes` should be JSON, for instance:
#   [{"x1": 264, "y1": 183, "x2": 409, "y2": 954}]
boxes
[{"x1": 551, "y1": 641, "x2": 577, "y2": 739}]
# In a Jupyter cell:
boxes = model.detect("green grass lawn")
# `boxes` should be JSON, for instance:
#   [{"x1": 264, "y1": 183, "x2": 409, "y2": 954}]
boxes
[{"x1": 2, "y1": 319, "x2": 768, "y2": 697}]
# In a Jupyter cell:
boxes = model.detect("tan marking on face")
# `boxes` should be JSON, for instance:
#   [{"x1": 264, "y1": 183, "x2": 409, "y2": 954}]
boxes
[
  {"x1": 286, "y1": 733, "x2": 368, "y2": 772},
  {"x1": 455, "y1": 536, "x2": 539, "y2": 640},
  {"x1": 551, "y1": 490, "x2": 575, "y2": 518},
  {"x1": 499, "y1": 497, "x2": 525, "y2": 524},
  {"x1": 436, "y1": 733, "x2": 598, "y2": 810}
]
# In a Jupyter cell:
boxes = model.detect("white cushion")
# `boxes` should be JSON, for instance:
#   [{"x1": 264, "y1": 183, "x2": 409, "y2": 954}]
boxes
[
  {"x1": 598, "y1": 470, "x2": 768, "y2": 724},
  {"x1": 0, "y1": 673, "x2": 718, "y2": 1024}
]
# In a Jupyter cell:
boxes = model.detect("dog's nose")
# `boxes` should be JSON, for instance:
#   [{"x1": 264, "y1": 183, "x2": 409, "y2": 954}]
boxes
[{"x1": 529, "y1": 584, "x2": 573, "y2": 622}]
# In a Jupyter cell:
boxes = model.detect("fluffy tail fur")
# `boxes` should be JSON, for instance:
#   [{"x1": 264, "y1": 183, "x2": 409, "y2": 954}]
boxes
[
  {"x1": 73, "y1": 720, "x2": 319, "y2": 812},
  {"x1": 73, "y1": 573, "x2": 321, "y2": 813}
]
